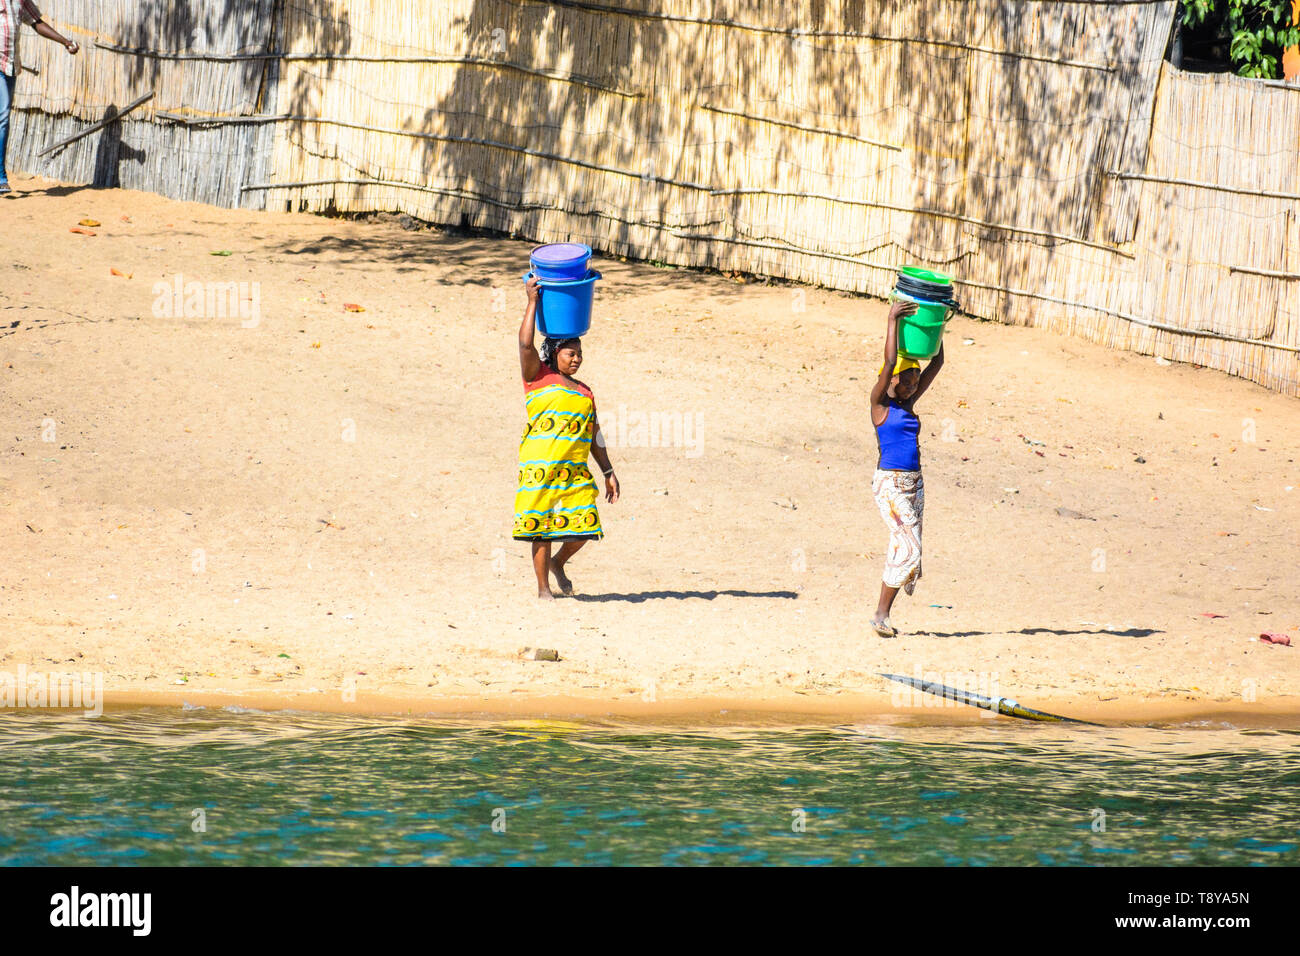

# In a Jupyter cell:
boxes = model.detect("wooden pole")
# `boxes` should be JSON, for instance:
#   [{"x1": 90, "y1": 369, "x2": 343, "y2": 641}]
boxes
[
  {"x1": 701, "y1": 104, "x2": 901, "y2": 151},
  {"x1": 535, "y1": 0, "x2": 1118, "y2": 71},
  {"x1": 1229, "y1": 265, "x2": 1300, "y2": 280},
  {"x1": 239, "y1": 177, "x2": 723, "y2": 230},
  {"x1": 671, "y1": 231, "x2": 1300, "y2": 353},
  {"x1": 93, "y1": 41, "x2": 642, "y2": 97},
  {"x1": 157, "y1": 111, "x2": 287, "y2": 126},
  {"x1": 710, "y1": 187, "x2": 1134, "y2": 256},
  {"x1": 245, "y1": 118, "x2": 716, "y2": 190},
  {"x1": 1108, "y1": 170, "x2": 1300, "y2": 202}
]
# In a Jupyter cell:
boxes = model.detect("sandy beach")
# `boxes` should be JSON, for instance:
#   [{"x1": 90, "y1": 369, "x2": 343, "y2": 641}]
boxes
[{"x1": 3, "y1": 176, "x2": 1298, "y2": 723}]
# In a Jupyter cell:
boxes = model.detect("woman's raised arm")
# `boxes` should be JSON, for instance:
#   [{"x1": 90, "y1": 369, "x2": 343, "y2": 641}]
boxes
[
  {"x1": 911, "y1": 340, "x2": 945, "y2": 403},
  {"x1": 518, "y1": 276, "x2": 542, "y2": 381},
  {"x1": 870, "y1": 300, "x2": 917, "y2": 414}
]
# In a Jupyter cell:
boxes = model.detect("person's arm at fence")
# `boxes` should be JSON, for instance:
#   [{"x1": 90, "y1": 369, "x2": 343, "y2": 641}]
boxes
[{"x1": 22, "y1": 3, "x2": 80, "y2": 55}]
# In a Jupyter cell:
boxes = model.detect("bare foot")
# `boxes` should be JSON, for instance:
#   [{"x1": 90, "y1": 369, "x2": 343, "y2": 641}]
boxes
[
  {"x1": 552, "y1": 564, "x2": 574, "y2": 596},
  {"x1": 871, "y1": 616, "x2": 897, "y2": 638},
  {"x1": 537, "y1": 588, "x2": 555, "y2": 601}
]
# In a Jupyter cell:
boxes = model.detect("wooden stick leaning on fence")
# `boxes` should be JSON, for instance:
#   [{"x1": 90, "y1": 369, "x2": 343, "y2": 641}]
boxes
[{"x1": 37, "y1": 91, "x2": 154, "y2": 157}]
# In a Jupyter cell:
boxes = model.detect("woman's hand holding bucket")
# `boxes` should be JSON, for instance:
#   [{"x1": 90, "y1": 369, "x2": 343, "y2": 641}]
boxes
[{"x1": 888, "y1": 299, "x2": 919, "y2": 324}]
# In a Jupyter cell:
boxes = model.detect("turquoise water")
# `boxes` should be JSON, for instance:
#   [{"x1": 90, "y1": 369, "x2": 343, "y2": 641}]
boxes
[{"x1": 1, "y1": 709, "x2": 1298, "y2": 866}]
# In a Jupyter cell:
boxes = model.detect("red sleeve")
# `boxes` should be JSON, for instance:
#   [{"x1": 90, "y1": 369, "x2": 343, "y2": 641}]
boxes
[{"x1": 523, "y1": 367, "x2": 554, "y2": 392}]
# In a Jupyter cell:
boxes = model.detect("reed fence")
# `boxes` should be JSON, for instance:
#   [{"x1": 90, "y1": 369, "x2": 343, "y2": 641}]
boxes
[{"x1": 7, "y1": 0, "x2": 1298, "y2": 394}]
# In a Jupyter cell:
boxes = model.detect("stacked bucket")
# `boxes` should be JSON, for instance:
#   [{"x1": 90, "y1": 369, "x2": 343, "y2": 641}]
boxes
[
  {"x1": 525, "y1": 243, "x2": 601, "y2": 338},
  {"x1": 891, "y1": 266, "x2": 960, "y2": 359}
]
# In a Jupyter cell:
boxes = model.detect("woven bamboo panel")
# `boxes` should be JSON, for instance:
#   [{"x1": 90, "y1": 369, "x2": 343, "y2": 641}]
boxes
[
  {"x1": 1113, "y1": 66, "x2": 1300, "y2": 392},
  {"x1": 15, "y1": 0, "x2": 275, "y2": 119},
  {"x1": 10, "y1": 0, "x2": 278, "y2": 205},
  {"x1": 6, "y1": 0, "x2": 1298, "y2": 393}
]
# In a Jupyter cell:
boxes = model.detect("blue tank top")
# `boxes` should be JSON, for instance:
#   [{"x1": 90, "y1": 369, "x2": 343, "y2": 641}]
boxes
[{"x1": 875, "y1": 400, "x2": 921, "y2": 471}]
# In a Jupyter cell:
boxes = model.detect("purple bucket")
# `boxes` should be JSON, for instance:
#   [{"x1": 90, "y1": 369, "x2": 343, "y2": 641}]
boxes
[{"x1": 530, "y1": 243, "x2": 592, "y2": 281}]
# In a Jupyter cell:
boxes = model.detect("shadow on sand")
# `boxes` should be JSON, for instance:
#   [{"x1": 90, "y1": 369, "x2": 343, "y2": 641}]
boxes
[
  {"x1": 571, "y1": 589, "x2": 799, "y2": 603},
  {"x1": 3, "y1": 183, "x2": 97, "y2": 198},
  {"x1": 269, "y1": 228, "x2": 740, "y2": 297},
  {"x1": 912, "y1": 626, "x2": 1163, "y2": 639}
]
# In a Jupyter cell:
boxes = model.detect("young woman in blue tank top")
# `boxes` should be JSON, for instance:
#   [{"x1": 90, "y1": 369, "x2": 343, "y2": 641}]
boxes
[{"x1": 868, "y1": 300, "x2": 946, "y2": 637}]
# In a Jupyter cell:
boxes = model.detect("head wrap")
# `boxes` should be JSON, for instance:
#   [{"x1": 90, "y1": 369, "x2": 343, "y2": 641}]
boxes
[
  {"x1": 881, "y1": 355, "x2": 921, "y2": 377},
  {"x1": 539, "y1": 336, "x2": 581, "y2": 369}
]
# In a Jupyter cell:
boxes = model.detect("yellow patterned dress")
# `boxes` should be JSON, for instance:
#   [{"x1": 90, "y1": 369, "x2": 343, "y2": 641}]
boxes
[{"x1": 512, "y1": 368, "x2": 603, "y2": 541}]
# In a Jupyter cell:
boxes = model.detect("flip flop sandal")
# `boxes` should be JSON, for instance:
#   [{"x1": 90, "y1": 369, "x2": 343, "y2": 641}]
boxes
[{"x1": 872, "y1": 619, "x2": 897, "y2": 638}]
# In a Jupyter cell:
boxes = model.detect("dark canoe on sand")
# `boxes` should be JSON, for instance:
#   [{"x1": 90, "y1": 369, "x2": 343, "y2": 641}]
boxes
[{"x1": 879, "y1": 672, "x2": 1101, "y2": 725}]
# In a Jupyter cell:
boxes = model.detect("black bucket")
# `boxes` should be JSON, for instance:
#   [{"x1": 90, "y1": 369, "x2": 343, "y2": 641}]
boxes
[{"x1": 895, "y1": 274, "x2": 957, "y2": 303}]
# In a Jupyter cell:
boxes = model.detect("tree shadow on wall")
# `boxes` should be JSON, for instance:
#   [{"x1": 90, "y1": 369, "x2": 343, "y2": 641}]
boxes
[
  {"x1": 116, "y1": 0, "x2": 353, "y2": 207},
  {"x1": 892, "y1": 3, "x2": 1171, "y2": 321},
  {"x1": 404, "y1": 2, "x2": 1168, "y2": 293},
  {"x1": 120, "y1": 0, "x2": 352, "y2": 111},
  {"x1": 413, "y1": 2, "x2": 772, "y2": 254}
]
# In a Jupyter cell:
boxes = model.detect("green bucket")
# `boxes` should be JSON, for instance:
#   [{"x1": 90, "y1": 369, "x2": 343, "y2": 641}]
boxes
[
  {"x1": 892, "y1": 292, "x2": 954, "y2": 360},
  {"x1": 898, "y1": 266, "x2": 954, "y2": 286}
]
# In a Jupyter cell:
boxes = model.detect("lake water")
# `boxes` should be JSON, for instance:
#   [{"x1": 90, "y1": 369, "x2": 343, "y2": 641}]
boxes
[{"x1": 1, "y1": 708, "x2": 1297, "y2": 866}]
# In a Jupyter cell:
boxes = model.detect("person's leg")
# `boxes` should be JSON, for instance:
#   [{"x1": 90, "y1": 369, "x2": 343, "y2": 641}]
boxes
[
  {"x1": 550, "y1": 538, "x2": 587, "y2": 595},
  {"x1": 874, "y1": 475, "x2": 923, "y2": 635},
  {"x1": 872, "y1": 469, "x2": 925, "y2": 636},
  {"x1": 911, "y1": 476, "x2": 924, "y2": 585},
  {"x1": 531, "y1": 540, "x2": 554, "y2": 600},
  {"x1": 870, "y1": 470, "x2": 900, "y2": 635},
  {"x1": 875, "y1": 581, "x2": 900, "y2": 622},
  {"x1": 0, "y1": 73, "x2": 16, "y2": 189}
]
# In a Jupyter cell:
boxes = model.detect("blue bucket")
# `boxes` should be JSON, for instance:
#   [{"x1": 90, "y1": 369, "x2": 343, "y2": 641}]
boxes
[
  {"x1": 530, "y1": 243, "x2": 592, "y2": 281},
  {"x1": 523, "y1": 270, "x2": 602, "y2": 338}
]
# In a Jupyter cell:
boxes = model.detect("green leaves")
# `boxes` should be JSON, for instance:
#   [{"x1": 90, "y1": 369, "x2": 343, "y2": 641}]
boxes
[
  {"x1": 1181, "y1": 0, "x2": 1219, "y2": 27},
  {"x1": 1230, "y1": 28, "x2": 1262, "y2": 63},
  {"x1": 1179, "y1": 0, "x2": 1297, "y2": 79}
]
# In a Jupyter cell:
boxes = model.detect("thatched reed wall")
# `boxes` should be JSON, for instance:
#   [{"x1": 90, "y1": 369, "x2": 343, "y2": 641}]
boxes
[
  {"x1": 8, "y1": 0, "x2": 279, "y2": 204},
  {"x1": 8, "y1": 1, "x2": 1299, "y2": 394}
]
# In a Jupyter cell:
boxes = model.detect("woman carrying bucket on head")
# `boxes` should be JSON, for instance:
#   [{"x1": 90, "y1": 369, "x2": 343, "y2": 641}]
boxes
[
  {"x1": 514, "y1": 269, "x2": 618, "y2": 600},
  {"x1": 869, "y1": 294, "x2": 947, "y2": 637}
]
